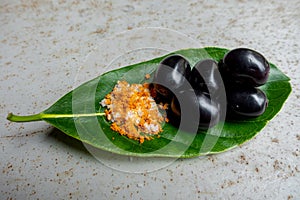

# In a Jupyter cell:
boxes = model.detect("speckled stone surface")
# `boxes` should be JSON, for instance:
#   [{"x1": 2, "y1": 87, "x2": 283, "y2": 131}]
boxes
[{"x1": 1, "y1": 0, "x2": 299, "y2": 199}]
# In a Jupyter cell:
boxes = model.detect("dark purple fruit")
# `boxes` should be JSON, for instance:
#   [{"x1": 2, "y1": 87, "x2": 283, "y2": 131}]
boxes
[
  {"x1": 170, "y1": 90, "x2": 220, "y2": 129},
  {"x1": 220, "y1": 48, "x2": 270, "y2": 86},
  {"x1": 152, "y1": 55, "x2": 191, "y2": 100},
  {"x1": 226, "y1": 86, "x2": 268, "y2": 117},
  {"x1": 189, "y1": 59, "x2": 223, "y2": 97}
]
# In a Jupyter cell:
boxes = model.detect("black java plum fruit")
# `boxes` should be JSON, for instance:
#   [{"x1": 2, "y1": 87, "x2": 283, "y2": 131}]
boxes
[
  {"x1": 219, "y1": 48, "x2": 270, "y2": 86},
  {"x1": 170, "y1": 90, "x2": 220, "y2": 130},
  {"x1": 226, "y1": 86, "x2": 268, "y2": 117},
  {"x1": 152, "y1": 55, "x2": 191, "y2": 101},
  {"x1": 189, "y1": 59, "x2": 223, "y2": 97}
]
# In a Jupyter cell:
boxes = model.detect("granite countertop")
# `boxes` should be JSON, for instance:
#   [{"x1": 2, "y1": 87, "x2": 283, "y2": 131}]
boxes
[{"x1": 1, "y1": 0, "x2": 299, "y2": 199}]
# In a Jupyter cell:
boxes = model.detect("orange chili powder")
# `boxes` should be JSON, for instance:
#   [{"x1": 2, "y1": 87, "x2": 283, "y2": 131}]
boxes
[{"x1": 100, "y1": 80, "x2": 166, "y2": 143}]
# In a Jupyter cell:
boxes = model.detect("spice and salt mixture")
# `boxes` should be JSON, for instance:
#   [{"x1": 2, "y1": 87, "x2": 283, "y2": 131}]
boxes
[{"x1": 100, "y1": 80, "x2": 166, "y2": 143}]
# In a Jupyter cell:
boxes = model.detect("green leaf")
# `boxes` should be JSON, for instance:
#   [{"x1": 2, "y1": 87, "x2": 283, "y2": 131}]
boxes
[{"x1": 7, "y1": 47, "x2": 292, "y2": 158}]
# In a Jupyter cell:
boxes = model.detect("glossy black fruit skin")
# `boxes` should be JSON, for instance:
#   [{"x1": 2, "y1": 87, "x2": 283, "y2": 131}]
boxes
[
  {"x1": 226, "y1": 86, "x2": 268, "y2": 117},
  {"x1": 153, "y1": 55, "x2": 191, "y2": 100},
  {"x1": 220, "y1": 48, "x2": 270, "y2": 86},
  {"x1": 170, "y1": 90, "x2": 220, "y2": 129},
  {"x1": 189, "y1": 59, "x2": 222, "y2": 97}
]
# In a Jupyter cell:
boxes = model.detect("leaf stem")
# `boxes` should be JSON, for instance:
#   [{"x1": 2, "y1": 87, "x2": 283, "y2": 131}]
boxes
[
  {"x1": 7, "y1": 113, "x2": 43, "y2": 122},
  {"x1": 7, "y1": 112, "x2": 106, "y2": 122}
]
